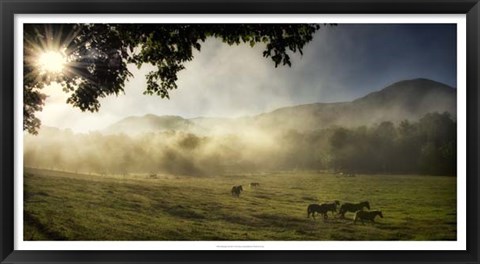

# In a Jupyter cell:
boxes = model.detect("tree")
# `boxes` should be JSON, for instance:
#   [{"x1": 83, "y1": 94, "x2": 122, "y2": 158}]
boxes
[
  {"x1": 23, "y1": 24, "x2": 322, "y2": 134},
  {"x1": 417, "y1": 112, "x2": 456, "y2": 175},
  {"x1": 372, "y1": 121, "x2": 396, "y2": 173}
]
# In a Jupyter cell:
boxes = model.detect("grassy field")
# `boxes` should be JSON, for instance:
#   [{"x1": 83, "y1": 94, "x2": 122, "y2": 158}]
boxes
[{"x1": 24, "y1": 168, "x2": 457, "y2": 241}]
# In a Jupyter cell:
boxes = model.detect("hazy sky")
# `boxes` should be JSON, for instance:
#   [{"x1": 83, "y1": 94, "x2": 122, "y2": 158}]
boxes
[{"x1": 38, "y1": 24, "x2": 457, "y2": 132}]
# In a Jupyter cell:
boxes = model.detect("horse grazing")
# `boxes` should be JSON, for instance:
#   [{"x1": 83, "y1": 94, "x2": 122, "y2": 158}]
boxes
[
  {"x1": 354, "y1": 210, "x2": 383, "y2": 224},
  {"x1": 249, "y1": 182, "x2": 260, "y2": 188},
  {"x1": 339, "y1": 201, "x2": 370, "y2": 218},
  {"x1": 307, "y1": 202, "x2": 337, "y2": 220},
  {"x1": 231, "y1": 185, "x2": 243, "y2": 198}
]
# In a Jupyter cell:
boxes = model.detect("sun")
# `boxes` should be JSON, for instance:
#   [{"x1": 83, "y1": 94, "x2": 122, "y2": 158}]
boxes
[{"x1": 36, "y1": 50, "x2": 67, "y2": 75}]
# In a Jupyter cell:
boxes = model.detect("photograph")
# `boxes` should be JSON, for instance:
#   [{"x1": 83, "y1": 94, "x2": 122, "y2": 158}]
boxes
[{"x1": 22, "y1": 22, "x2": 458, "y2": 242}]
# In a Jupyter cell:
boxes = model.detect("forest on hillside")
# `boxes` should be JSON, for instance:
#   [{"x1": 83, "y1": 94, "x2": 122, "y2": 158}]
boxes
[{"x1": 24, "y1": 112, "x2": 456, "y2": 176}]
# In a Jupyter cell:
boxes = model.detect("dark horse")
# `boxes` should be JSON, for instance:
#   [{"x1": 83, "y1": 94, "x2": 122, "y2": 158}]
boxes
[
  {"x1": 339, "y1": 201, "x2": 370, "y2": 218},
  {"x1": 354, "y1": 210, "x2": 383, "y2": 224},
  {"x1": 231, "y1": 185, "x2": 243, "y2": 197},
  {"x1": 307, "y1": 202, "x2": 338, "y2": 220},
  {"x1": 325, "y1": 201, "x2": 340, "y2": 217}
]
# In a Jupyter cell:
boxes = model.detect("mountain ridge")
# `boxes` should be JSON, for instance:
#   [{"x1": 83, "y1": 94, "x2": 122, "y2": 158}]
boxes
[{"x1": 104, "y1": 78, "x2": 456, "y2": 135}]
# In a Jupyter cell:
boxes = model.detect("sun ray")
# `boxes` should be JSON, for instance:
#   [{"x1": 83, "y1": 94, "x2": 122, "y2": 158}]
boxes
[
  {"x1": 36, "y1": 50, "x2": 67, "y2": 74},
  {"x1": 24, "y1": 25, "x2": 82, "y2": 83}
]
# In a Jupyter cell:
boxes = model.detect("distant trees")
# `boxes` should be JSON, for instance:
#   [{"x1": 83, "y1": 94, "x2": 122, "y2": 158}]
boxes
[
  {"x1": 416, "y1": 113, "x2": 456, "y2": 175},
  {"x1": 271, "y1": 112, "x2": 456, "y2": 175},
  {"x1": 24, "y1": 129, "x2": 224, "y2": 176},
  {"x1": 324, "y1": 112, "x2": 456, "y2": 175},
  {"x1": 23, "y1": 112, "x2": 456, "y2": 176}
]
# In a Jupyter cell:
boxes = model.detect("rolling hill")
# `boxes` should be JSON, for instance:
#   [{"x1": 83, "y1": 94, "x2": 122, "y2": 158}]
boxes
[
  {"x1": 253, "y1": 78, "x2": 456, "y2": 131},
  {"x1": 104, "y1": 114, "x2": 194, "y2": 135},
  {"x1": 104, "y1": 78, "x2": 456, "y2": 135}
]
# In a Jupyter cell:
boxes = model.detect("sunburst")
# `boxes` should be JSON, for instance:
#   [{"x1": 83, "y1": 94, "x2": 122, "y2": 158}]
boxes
[
  {"x1": 24, "y1": 25, "x2": 82, "y2": 84},
  {"x1": 36, "y1": 50, "x2": 68, "y2": 75}
]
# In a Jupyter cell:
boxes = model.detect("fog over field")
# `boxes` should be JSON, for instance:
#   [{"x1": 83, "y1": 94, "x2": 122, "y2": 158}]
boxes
[
  {"x1": 24, "y1": 24, "x2": 458, "y2": 177},
  {"x1": 23, "y1": 23, "x2": 458, "y2": 242},
  {"x1": 25, "y1": 79, "x2": 457, "y2": 177}
]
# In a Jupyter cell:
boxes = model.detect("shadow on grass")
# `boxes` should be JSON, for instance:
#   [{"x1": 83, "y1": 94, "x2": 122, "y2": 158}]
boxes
[
  {"x1": 253, "y1": 213, "x2": 308, "y2": 229},
  {"x1": 221, "y1": 214, "x2": 260, "y2": 227},
  {"x1": 165, "y1": 205, "x2": 205, "y2": 219},
  {"x1": 301, "y1": 196, "x2": 317, "y2": 202},
  {"x1": 24, "y1": 190, "x2": 49, "y2": 201},
  {"x1": 24, "y1": 212, "x2": 67, "y2": 241}
]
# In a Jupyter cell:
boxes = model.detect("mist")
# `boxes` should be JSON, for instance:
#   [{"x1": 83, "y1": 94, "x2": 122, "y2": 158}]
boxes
[
  {"x1": 35, "y1": 24, "x2": 456, "y2": 133},
  {"x1": 24, "y1": 111, "x2": 456, "y2": 176},
  {"x1": 25, "y1": 24, "x2": 457, "y2": 176}
]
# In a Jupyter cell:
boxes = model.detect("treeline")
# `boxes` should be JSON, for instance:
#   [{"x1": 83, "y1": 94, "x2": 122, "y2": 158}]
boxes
[
  {"x1": 277, "y1": 112, "x2": 456, "y2": 175},
  {"x1": 24, "y1": 112, "x2": 456, "y2": 176}
]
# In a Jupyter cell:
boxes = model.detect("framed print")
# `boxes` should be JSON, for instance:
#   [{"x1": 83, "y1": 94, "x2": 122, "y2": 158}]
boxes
[{"x1": 1, "y1": 0, "x2": 479, "y2": 263}]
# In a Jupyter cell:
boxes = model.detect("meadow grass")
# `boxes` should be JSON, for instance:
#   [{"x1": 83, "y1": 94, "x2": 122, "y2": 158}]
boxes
[{"x1": 24, "y1": 168, "x2": 456, "y2": 241}]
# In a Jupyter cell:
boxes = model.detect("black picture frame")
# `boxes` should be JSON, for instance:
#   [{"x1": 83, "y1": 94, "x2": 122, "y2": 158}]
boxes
[{"x1": 1, "y1": 0, "x2": 479, "y2": 263}]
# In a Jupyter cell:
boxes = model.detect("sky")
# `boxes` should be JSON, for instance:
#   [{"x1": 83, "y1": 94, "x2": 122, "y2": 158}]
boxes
[{"x1": 37, "y1": 24, "x2": 457, "y2": 133}]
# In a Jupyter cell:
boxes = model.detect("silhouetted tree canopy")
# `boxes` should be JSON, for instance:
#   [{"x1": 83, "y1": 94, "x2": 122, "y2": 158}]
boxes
[
  {"x1": 24, "y1": 24, "x2": 322, "y2": 134},
  {"x1": 325, "y1": 112, "x2": 456, "y2": 175}
]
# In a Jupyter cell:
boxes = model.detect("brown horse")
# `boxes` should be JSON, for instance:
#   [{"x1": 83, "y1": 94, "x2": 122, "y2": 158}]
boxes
[
  {"x1": 353, "y1": 210, "x2": 383, "y2": 224},
  {"x1": 231, "y1": 185, "x2": 243, "y2": 198},
  {"x1": 307, "y1": 202, "x2": 337, "y2": 220},
  {"x1": 339, "y1": 201, "x2": 370, "y2": 218}
]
